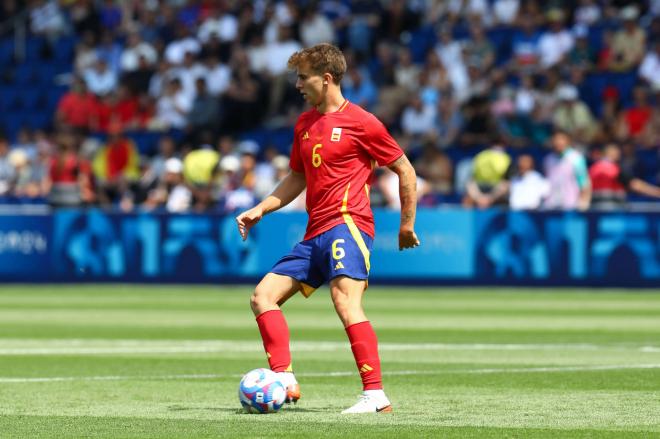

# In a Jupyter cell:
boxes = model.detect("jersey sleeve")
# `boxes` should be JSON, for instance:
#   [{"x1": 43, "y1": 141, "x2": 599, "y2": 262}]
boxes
[
  {"x1": 572, "y1": 153, "x2": 590, "y2": 190},
  {"x1": 289, "y1": 120, "x2": 304, "y2": 173},
  {"x1": 361, "y1": 113, "x2": 404, "y2": 166}
]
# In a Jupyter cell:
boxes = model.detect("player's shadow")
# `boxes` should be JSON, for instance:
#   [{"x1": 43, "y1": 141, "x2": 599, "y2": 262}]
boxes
[
  {"x1": 167, "y1": 405, "x2": 238, "y2": 413},
  {"x1": 168, "y1": 405, "x2": 326, "y2": 414}
]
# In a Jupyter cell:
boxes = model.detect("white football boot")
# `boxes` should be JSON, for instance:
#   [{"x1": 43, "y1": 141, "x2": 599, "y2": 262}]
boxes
[
  {"x1": 276, "y1": 372, "x2": 300, "y2": 404},
  {"x1": 341, "y1": 390, "x2": 392, "y2": 414}
]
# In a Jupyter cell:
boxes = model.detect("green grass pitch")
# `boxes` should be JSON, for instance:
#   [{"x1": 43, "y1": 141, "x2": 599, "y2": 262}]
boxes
[{"x1": 0, "y1": 285, "x2": 658, "y2": 438}]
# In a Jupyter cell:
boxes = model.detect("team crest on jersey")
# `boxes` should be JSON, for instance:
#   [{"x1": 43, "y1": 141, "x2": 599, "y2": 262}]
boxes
[
  {"x1": 302, "y1": 131, "x2": 309, "y2": 140},
  {"x1": 331, "y1": 127, "x2": 342, "y2": 142}
]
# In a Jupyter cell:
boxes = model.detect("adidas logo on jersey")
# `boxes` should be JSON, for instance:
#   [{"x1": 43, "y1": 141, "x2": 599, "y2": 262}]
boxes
[
  {"x1": 334, "y1": 261, "x2": 344, "y2": 270},
  {"x1": 302, "y1": 131, "x2": 309, "y2": 140}
]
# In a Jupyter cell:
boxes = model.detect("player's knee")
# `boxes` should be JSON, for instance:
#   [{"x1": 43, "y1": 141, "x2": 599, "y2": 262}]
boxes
[{"x1": 250, "y1": 287, "x2": 271, "y2": 314}]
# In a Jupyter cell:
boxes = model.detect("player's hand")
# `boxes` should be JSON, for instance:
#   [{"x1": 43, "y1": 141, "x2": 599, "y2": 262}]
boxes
[
  {"x1": 236, "y1": 206, "x2": 264, "y2": 241},
  {"x1": 399, "y1": 227, "x2": 420, "y2": 251}
]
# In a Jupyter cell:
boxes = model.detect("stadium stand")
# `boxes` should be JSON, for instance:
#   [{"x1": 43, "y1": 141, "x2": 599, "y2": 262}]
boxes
[{"x1": 0, "y1": 0, "x2": 657, "y2": 212}]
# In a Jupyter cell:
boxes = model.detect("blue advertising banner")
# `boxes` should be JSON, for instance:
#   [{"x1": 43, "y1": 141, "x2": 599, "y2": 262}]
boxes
[
  {"x1": 0, "y1": 214, "x2": 50, "y2": 278},
  {"x1": 1, "y1": 208, "x2": 659, "y2": 286}
]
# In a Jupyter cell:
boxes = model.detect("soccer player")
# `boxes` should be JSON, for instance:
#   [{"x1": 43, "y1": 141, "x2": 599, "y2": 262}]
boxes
[{"x1": 235, "y1": 43, "x2": 420, "y2": 414}]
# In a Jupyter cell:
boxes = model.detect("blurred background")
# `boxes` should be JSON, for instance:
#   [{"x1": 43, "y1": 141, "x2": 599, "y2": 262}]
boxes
[{"x1": 0, "y1": 0, "x2": 658, "y2": 286}]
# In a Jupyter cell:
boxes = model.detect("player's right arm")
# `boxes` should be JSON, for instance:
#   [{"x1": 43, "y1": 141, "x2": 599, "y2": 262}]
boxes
[{"x1": 235, "y1": 171, "x2": 306, "y2": 241}]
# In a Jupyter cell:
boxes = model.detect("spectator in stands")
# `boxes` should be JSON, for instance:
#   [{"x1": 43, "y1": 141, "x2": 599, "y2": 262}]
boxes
[
  {"x1": 552, "y1": 84, "x2": 599, "y2": 146},
  {"x1": 143, "y1": 157, "x2": 191, "y2": 213},
  {"x1": 508, "y1": 154, "x2": 549, "y2": 210},
  {"x1": 187, "y1": 77, "x2": 220, "y2": 135},
  {"x1": 299, "y1": 4, "x2": 336, "y2": 47},
  {"x1": 378, "y1": 167, "x2": 430, "y2": 210},
  {"x1": 639, "y1": 40, "x2": 660, "y2": 90},
  {"x1": 139, "y1": 135, "x2": 178, "y2": 194},
  {"x1": 509, "y1": 16, "x2": 542, "y2": 72},
  {"x1": 616, "y1": 85, "x2": 655, "y2": 145},
  {"x1": 341, "y1": 66, "x2": 379, "y2": 111},
  {"x1": 609, "y1": 6, "x2": 647, "y2": 72},
  {"x1": 538, "y1": 9, "x2": 574, "y2": 69},
  {"x1": 120, "y1": 31, "x2": 157, "y2": 73},
  {"x1": 45, "y1": 130, "x2": 94, "y2": 207},
  {"x1": 574, "y1": 0, "x2": 602, "y2": 27},
  {"x1": 197, "y1": 3, "x2": 238, "y2": 45},
  {"x1": 567, "y1": 25, "x2": 595, "y2": 73},
  {"x1": 222, "y1": 49, "x2": 265, "y2": 133},
  {"x1": 92, "y1": 123, "x2": 140, "y2": 211},
  {"x1": 463, "y1": 142, "x2": 513, "y2": 208},
  {"x1": 464, "y1": 22, "x2": 495, "y2": 72},
  {"x1": 589, "y1": 143, "x2": 660, "y2": 209},
  {"x1": 413, "y1": 142, "x2": 454, "y2": 197},
  {"x1": 56, "y1": 76, "x2": 96, "y2": 132},
  {"x1": 8, "y1": 148, "x2": 43, "y2": 200},
  {"x1": 155, "y1": 78, "x2": 192, "y2": 130},
  {"x1": 543, "y1": 130, "x2": 591, "y2": 210},
  {"x1": 74, "y1": 30, "x2": 98, "y2": 74},
  {"x1": 400, "y1": 94, "x2": 436, "y2": 139},
  {"x1": 492, "y1": 0, "x2": 520, "y2": 26},
  {"x1": 165, "y1": 26, "x2": 201, "y2": 66},
  {"x1": 0, "y1": 138, "x2": 15, "y2": 200},
  {"x1": 83, "y1": 58, "x2": 118, "y2": 97},
  {"x1": 434, "y1": 96, "x2": 463, "y2": 149},
  {"x1": 182, "y1": 145, "x2": 220, "y2": 212},
  {"x1": 460, "y1": 95, "x2": 499, "y2": 147},
  {"x1": 204, "y1": 54, "x2": 231, "y2": 98},
  {"x1": 29, "y1": 0, "x2": 67, "y2": 39}
]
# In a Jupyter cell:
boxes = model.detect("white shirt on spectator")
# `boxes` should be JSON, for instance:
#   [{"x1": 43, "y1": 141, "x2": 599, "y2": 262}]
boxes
[
  {"x1": 30, "y1": 0, "x2": 65, "y2": 35},
  {"x1": 206, "y1": 63, "x2": 232, "y2": 96},
  {"x1": 493, "y1": 0, "x2": 519, "y2": 25},
  {"x1": 166, "y1": 185, "x2": 192, "y2": 212},
  {"x1": 120, "y1": 42, "x2": 158, "y2": 72},
  {"x1": 538, "y1": 29, "x2": 574, "y2": 68},
  {"x1": 197, "y1": 14, "x2": 239, "y2": 43},
  {"x1": 156, "y1": 91, "x2": 193, "y2": 129},
  {"x1": 164, "y1": 37, "x2": 201, "y2": 65},
  {"x1": 509, "y1": 170, "x2": 550, "y2": 210},
  {"x1": 401, "y1": 104, "x2": 437, "y2": 136},
  {"x1": 172, "y1": 63, "x2": 209, "y2": 104},
  {"x1": 300, "y1": 13, "x2": 336, "y2": 47},
  {"x1": 83, "y1": 66, "x2": 117, "y2": 96},
  {"x1": 639, "y1": 51, "x2": 660, "y2": 89},
  {"x1": 263, "y1": 40, "x2": 302, "y2": 75}
]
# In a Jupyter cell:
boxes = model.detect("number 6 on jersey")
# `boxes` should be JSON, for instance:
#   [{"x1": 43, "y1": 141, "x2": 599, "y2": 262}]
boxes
[{"x1": 312, "y1": 144, "x2": 323, "y2": 167}]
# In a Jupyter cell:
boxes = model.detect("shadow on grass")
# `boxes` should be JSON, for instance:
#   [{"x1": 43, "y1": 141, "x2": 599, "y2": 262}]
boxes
[{"x1": 167, "y1": 405, "x2": 326, "y2": 414}]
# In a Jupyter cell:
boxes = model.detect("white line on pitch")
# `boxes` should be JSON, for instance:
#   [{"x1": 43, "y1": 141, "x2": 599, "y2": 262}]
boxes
[
  {"x1": 0, "y1": 340, "x2": 656, "y2": 355},
  {"x1": 1, "y1": 364, "x2": 660, "y2": 383}
]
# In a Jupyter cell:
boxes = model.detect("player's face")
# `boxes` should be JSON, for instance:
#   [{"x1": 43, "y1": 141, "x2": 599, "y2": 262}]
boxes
[{"x1": 295, "y1": 64, "x2": 325, "y2": 107}]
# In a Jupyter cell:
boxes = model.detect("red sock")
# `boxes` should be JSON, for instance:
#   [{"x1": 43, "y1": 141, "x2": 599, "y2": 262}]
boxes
[
  {"x1": 345, "y1": 321, "x2": 382, "y2": 390},
  {"x1": 256, "y1": 310, "x2": 292, "y2": 372}
]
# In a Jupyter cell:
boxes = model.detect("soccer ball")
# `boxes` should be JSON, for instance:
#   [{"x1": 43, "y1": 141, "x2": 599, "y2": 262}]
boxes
[{"x1": 238, "y1": 368, "x2": 286, "y2": 414}]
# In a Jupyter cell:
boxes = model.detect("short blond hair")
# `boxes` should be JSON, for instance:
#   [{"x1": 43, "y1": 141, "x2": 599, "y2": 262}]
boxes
[{"x1": 287, "y1": 43, "x2": 347, "y2": 84}]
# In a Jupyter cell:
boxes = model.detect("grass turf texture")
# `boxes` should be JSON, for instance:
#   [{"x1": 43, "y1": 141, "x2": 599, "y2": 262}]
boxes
[{"x1": 0, "y1": 286, "x2": 658, "y2": 438}]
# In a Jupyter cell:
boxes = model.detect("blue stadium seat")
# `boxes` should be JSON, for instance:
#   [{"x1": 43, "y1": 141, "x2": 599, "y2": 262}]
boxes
[
  {"x1": 0, "y1": 86, "x2": 21, "y2": 112},
  {"x1": 18, "y1": 87, "x2": 45, "y2": 110},
  {"x1": 35, "y1": 62, "x2": 57, "y2": 85},
  {"x1": 24, "y1": 37, "x2": 45, "y2": 61},
  {"x1": 46, "y1": 86, "x2": 68, "y2": 111},
  {"x1": 12, "y1": 63, "x2": 38, "y2": 85},
  {"x1": 52, "y1": 36, "x2": 77, "y2": 62},
  {"x1": 0, "y1": 38, "x2": 13, "y2": 64}
]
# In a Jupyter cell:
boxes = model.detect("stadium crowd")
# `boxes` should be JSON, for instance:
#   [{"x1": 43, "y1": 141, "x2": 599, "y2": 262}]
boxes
[{"x1": 0, "y1": 0, "x2": 659, "y2": 212}]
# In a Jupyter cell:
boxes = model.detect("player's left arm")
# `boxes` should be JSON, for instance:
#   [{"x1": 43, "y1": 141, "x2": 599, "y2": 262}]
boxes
[{"x1": 387, "y1": 154, "x2": 421, "y2": 251}]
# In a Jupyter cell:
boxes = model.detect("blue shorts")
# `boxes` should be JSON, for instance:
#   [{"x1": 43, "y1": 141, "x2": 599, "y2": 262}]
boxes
[{"x1": 270, "y1": 223, "x2": 373, "y2": 297}]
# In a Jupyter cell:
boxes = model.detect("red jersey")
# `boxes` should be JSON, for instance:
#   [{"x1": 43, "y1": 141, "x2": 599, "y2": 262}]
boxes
[{"x1": 289, "y1": 101, "x2": 403, "y2": 240}]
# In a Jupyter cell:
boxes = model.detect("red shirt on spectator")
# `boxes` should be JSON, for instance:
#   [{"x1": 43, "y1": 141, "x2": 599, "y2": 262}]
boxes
[{"x1": 56, "y1": 92, "x2": 97, "y2": 129}]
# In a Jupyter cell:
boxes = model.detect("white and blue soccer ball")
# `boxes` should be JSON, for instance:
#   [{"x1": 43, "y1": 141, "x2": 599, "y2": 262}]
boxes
[{"x1": 238, "y1": 368, "x2": 286, "y2": 414}]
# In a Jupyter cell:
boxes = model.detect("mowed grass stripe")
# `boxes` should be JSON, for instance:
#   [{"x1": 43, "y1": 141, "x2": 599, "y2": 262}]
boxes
[{"x1": 0, "y1": 285, "x2": 658, "y2": 437}]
